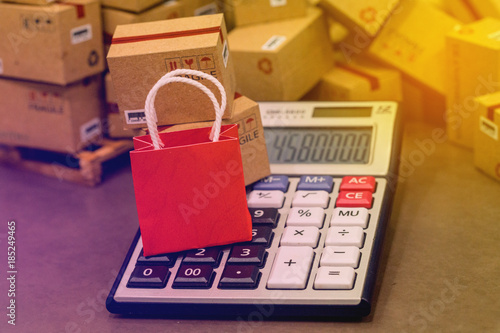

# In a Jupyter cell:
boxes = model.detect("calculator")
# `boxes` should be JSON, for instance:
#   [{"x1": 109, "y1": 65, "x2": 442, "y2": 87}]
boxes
[{"x1": 106, "y1": 101, "x2": 401, "y2": 318}]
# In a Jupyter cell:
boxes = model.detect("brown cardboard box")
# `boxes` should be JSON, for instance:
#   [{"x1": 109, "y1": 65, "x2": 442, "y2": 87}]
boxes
[
  {"x1": 223, "y1": 0, "x2": 308, "y2": 29},
  {"x1": 318, "y1": 0, "x2": 399, "y2": 37},
  {"x1": 158, "y1": 94, "x2": 271, "y2": 185},
  {"x1": 444, "y1": 0, "x2": 500, "y2": 23},
  {"x1": 107, "y1": 14, "x2": 235, "y2": 129},
  {"x1": 302, "y1": 58, "x2": 402, "y2": 102},
  {"x1": 2, "y1": 0, "x2": 55, "y2": 4},
  {"x1": 0, "y1": 0, "x2": 105, "y2": 85},
  {"x1": 102, "y1": 1, "x2": 182, "y2": 43},
  {"x1": 367, "y1": 0, "x2": 459, "y2": 95},
  {"x1": 101, "y1": 0, "x2": 165, "y2": 13},
  {"x1": 0, "y1": 76, "x2": 103, "y2": 153},
  {"x1": 104, "y1": 73, "x2": 142, "y2": 138},
  {"x1": 474, "y1": 92, "x2": 500, "y2": 182},
  {"x1": 228, "y1": 7, "x2": 334, "y2": 101},
  {"x1": 180, "y1": 0, "x2": 221, "y2": 17},
  {"x1": 446, "y1": 18, "x2": 500, "y2": 149}
]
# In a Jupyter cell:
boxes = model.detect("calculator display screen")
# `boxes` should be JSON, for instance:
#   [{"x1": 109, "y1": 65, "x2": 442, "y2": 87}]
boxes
[
  {"x1": 312, "y1": 107, "x2": 372, "y2": 118},
  {"x1": 265, "y1": 127, "x2": 372, "y2": 164}
]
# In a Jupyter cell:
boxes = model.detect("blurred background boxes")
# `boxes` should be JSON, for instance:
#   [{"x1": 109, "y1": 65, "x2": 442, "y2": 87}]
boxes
[
  {"x1": 0, "y1": 75, "x2": 103, "y2": 153},
  {"x1": 303, "y1": 57, "x2": 402, "y2": 102},
  {"x1": 100, "y1": 0, "x2": 164, "y2": 13},
  {"x1": 107, "y1": 14, "x2": 235, "y2": 128},
  {"x1": 318, "y1": 0, "x2": 399, "y2": 37},
  {"x1": 179, "y1": 0, "x2": 220, "y2": 17},
  {"x1": 228, "y1": 7, "x2": 333, "y2": 101},
  {"x1": 446, "y1": 18, "x2": 500, "y2": 149},
  {"x1": 223, "y1": 0, "x2": 308, "y2": 29},
  {"x1": 102, "y1": 0, "x2": 182, "y2": 46},
  {"x1": 367, "y1": 0, "x2": 459, "y2": 95},
  {"x1": 474, "y1": 92, "x2": 500, "y2": 182},
  {"x1": 0, "y1": 0, "x2": 105, "y2": 85}
]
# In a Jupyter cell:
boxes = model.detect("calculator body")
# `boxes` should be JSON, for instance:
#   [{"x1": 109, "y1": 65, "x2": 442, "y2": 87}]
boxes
[{"x1": 107, "y1": 101, "x2": 401, "y2": 319}]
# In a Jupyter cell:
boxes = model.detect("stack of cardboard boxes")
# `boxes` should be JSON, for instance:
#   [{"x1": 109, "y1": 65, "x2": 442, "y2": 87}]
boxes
[
  {"x1": 0, "y1": 0, "x2": 105, "y2": 153},
  {"x1": 3, "y1": 0, "x2": 500, "y2": 184}
]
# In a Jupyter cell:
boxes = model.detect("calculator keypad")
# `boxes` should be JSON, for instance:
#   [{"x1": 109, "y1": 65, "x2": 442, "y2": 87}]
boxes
[{"x1": 123, "y1": 175, "x2": 384, "y2": 301}]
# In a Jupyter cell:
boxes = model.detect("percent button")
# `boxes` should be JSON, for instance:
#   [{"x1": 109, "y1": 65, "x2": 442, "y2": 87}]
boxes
[{"x1": 286, "y1": 207, "x2": 325, "y2": 228}]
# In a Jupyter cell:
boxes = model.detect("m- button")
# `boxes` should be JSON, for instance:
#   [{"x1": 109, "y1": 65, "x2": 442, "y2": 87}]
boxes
[{"x1": 336, "y1": 191, "x2": 372, "y2": 208}]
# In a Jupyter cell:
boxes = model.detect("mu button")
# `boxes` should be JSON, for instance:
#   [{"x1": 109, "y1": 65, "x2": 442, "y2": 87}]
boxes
[{"x1": 336, "y1": 191, "x2": 373, "y2": 209}]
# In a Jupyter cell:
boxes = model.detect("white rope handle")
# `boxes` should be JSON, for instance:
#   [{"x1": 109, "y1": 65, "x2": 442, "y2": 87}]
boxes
[{"x1": 144, "y1": 69, "x2": 227, "y2": 150}]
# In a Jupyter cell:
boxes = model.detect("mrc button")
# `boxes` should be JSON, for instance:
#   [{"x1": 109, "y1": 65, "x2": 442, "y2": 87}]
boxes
[
  {"x1": 340, "y1": 176, "x2": 376, "y2": 192},
  {"x1": 336, "y1": 191, "x2": 373, "y2": 208}
]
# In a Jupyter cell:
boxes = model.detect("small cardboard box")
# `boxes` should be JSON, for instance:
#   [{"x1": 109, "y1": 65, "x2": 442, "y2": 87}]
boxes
[
  {"x1": 367, "y1": 0, "x2": 459, "y2": 95},
  {"x1": 158, "y1": 94, "x2": 271, "y2": 185},
  {"x1": 180, "y1": 0, "x2": 221, "y2": 17},
  {"x1": 223, "y1": 0, "x2": 308, "y2": 29},
  {"x1": 303, "y1": 58, "x2": 402, "y2": 102},
  {"x1": 107, "y1": 14, "x2": 235, "y2": 129},
  {"x1": 318, "y1": 0, "x2": 399, "y2": 37},
  {"x1": 0, "y1": 0, "x2": 105, "y2": 85},
  {"x1": 101, "y1": 0, "x2": 165, "y2": 13},
  {"x1": 102, "y1": 1, "x2": 182, "y2": 44},
  {"x1": 444, "y1": 0, "x2": 500, "y2": 23},
  {"x1": 0, "y1": 76, "x2": 103, "y2": 153},
  {"x1": 446, "y1": 18, "x2": 500, "y2": 149},
  {"x1": 474, "y1": 92, "x2": 500, "y2": 182},
  {"x1": 228, "y1": 7, "x2": 334, "y2": 101},
  {"x1": 104, "y1": 73, "x2": 142, "y2": 138}
]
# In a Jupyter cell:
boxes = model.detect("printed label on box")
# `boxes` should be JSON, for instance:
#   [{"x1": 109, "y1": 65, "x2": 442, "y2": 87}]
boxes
[
  {"x1": 0, "y1": 59, "x2": 3, "y2": 74},
  {"x1": 270, "y1": 0, "x2": 287, "y2": 7},
  {"x1": 194, "y1": 2, "x2": 218, "y2": 16},
  {"x1": 222, "y1": 40, "x2": 229, "y2": 68},
  {"x1": 125, "y1": 109, "x2": 147, "y2": 125},
  {"x1": 262, "y1": 35, "x2": 287, "y2": 51},
  {"x1": 80, "y1": 117, "x2": 101, "y2": 142},
  {"x1": 71, "y1": 24, "x2": 93, "y2": 45},
  {"x1": 480, "y1": 116, "x2": 498, "y2": 140}
]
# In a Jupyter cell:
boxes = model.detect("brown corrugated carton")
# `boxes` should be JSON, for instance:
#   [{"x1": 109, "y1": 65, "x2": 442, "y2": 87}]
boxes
[
  {"x1": 158, "y1": 94, "x2": 270, "y2": 185},
  {"x1": 303, "y1": 58, "x2": 402, "y2": 102},
  {"x1": 223, "y1": 0, "x2": 308, "y2": 29},
  {"x1": 180, "y1": 0, "x2": 221, "y2": 17},
  {"x1": 103, "y1": 73, "x2": 142, "y2": 138},
  {"x1": 228, "y1": 7, "x2": 334, "y2": 101},
  {"x1": 474, "y1": 92, "x2": 500, "y2": 182},
  {"x1": 0, "y1": 76, "x2": 103, "y2": 153},
  {"x1": 0, "y1": 0, "x2": 105, "y2": 85},
  {"x1": 367, "y1": 0, "x2": 459, "y2": 95},
  {"x1": 102, "y1": 1, "x2": 182, "y2": 44},
  {"x1": 107, "y1": 14, "x2": 235, "y2": 129},
  {"x1": 101, "y1": 0, "x2": 164, "y2": 13},
  {"x1": 446, "y1": 18, "x2": 500, "y2": 149},
  {"x1": 318, "y1": 0, "x2": 399, "y2": 37}
]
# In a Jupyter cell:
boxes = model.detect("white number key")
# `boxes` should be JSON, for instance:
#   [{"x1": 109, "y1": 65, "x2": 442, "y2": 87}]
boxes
[
  {"x1": 267, "y1": 246, "x2": 314, "y2": 289},
  {"x1": 248, "y1": 190, "x2": 285, "y2": 208}
]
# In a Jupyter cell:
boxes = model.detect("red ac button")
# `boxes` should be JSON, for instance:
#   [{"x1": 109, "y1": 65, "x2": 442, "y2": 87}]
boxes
[
  {"x1": 340, "y1": 176, "x2": 376, "y2": 192},
  {"x1": 336, "y1": 191, "x2": 373, "y2": 208}
]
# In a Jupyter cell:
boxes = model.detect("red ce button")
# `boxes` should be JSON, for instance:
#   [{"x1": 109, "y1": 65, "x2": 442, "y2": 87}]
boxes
[{"x1": 336, "y1": 191, "x2": 373, "y2": 208}]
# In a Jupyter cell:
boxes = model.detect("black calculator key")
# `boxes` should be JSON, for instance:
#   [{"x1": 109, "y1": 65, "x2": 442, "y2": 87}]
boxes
[
  {"x1": 137, "y1": 249, "x2": 177, "y2": 267},
  {"x1": 172, "y1": 264, "x2": 215, "y2": 289},
  {"x1": 249, "y1": 208, "x2": 280, "y2": 228},
  {"x1": 127, "y1": 265, "x2": 170, "y2": 289},
  {"x1": 249, "y1": 226, "x2": 273, "y2": 247},
  {"x1": 227, "y1": 245, "x2": 267, "y2": 266},
  {"x1": 218, "y1": 265, "x2": 261, "y2": 289},
  {"x1": 182, "y1": 247, "x2": 223, "y2": 266}
]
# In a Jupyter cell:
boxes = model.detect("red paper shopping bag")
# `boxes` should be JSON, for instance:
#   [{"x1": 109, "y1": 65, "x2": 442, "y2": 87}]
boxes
[{"x1": 130, "y1": 69, "x2": 252, "y2": 256}]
